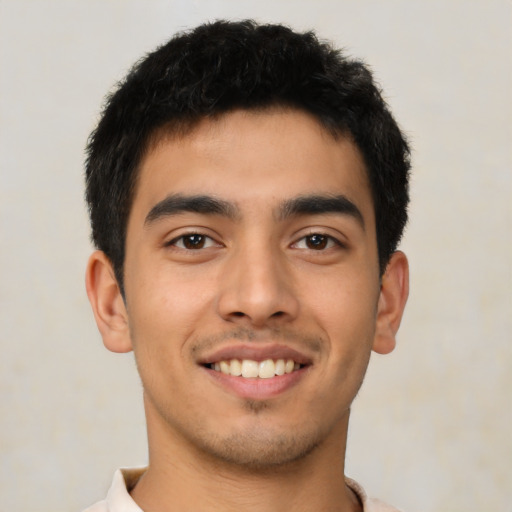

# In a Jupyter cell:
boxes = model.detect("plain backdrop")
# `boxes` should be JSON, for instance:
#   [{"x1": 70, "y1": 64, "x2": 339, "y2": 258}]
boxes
[{"x1": 1, "y1": 1, "x2": 511, "y2": 511}]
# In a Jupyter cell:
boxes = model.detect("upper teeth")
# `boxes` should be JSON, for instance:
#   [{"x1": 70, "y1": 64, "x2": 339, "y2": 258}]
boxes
[{"x1": 212, "y1": 359, "x2": 300, "y2": 378}]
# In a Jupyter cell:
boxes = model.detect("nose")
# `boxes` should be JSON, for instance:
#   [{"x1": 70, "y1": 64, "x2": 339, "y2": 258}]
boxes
[{"x1": 216, "y1": 242, "x2": 299, "y2": 328}]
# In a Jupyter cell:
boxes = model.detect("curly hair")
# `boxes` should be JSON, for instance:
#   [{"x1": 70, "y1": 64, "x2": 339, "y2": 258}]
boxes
[{"x1": 85, "y1": 20, "x2": 410, "y2": 292}]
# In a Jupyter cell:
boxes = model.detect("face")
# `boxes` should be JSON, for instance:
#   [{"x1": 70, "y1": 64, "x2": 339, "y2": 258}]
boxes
[{"x1": 120, "y1": 109, "x2": 384, "y2": 467}]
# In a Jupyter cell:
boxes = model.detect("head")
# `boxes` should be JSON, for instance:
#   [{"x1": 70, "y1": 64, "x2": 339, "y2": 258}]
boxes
[
  {"x1": 85, "y1": 20, "x2": 410, "y2": 294},
  {"x1": 85, "y1": 20, "x2": 410, "y2": 471}
]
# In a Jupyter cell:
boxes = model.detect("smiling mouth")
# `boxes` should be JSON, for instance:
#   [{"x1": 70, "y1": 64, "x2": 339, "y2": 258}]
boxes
[{"x1": 205, "y1": 358, "x2": 305, "y2": 379}]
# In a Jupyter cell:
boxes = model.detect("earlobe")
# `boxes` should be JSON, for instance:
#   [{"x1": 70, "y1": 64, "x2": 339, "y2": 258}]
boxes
[
  {"x1": 372, "y1": 251, "x2": 409, "y2": 355},
  {"x1": 85, "y1": 251, "x2": 133, "y2": 353}
]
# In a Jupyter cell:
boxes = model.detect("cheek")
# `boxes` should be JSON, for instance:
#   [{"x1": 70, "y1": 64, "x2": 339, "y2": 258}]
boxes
[
  {"x1": 306, "y1": 264, "x2": 378, "y2": 325},
  {"x1": 129, "y1": 256, "x2": 216, "y2": 326},
  {"x1": 126, "y1": 278, "x2": 205, "y2": 405},
  {"x1": 304, "y1": 267, "x2": 379, "y2": 363},
  {"x1": 126, "y1": 264, "x2": 225, "y2": 390}
]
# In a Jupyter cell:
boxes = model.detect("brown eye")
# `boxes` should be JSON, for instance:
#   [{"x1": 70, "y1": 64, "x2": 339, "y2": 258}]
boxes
[
  {"x1": 170, "y1": 234, "x2": 217, "y2": 250},
  {"x1": 182, "y1": 234, "x2": 206, "y2": 249},
  {"x1": 292, "y1": 233, "x2": 340, "y2": 251},
  {"x1": 305, "y1": 234, "x2": 329, "y2": 250}
]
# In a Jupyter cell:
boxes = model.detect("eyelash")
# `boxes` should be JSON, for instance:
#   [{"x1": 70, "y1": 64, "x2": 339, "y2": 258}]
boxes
[
  {"x1": 292, "y1": 233, "x2": 344, "y2": 251},
  {"x1": 166, "y1": 232, "x2": 219, "y2": 250},
  {"x1": 165, "y1": 232, "x2": 343, "y2": 251}
]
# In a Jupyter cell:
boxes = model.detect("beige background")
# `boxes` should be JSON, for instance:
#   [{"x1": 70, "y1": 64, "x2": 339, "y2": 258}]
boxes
[{"x1": 1, "y1": 1, "x2": 511, "y2": 511}]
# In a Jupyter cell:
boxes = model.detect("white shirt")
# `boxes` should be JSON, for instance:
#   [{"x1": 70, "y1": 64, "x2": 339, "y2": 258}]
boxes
[{"x1": 83, "y1": 468, "x2": 403, "y2": 512}]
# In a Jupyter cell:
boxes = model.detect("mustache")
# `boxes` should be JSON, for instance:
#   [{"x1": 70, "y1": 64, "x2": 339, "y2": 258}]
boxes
[{"x1": 190, "y1": 326, "x2": 324, "y2": 355}]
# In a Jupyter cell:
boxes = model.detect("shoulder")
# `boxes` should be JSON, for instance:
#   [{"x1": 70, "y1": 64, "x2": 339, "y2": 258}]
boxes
[
  {"x1": 82, "y1": 500, "x2": 109, "y2": 512},
  {"x1": 346, "y1": 477, "x2": 405, "y2": 512},
  {"x1": 366, "y1": 497, "x2": 406, "y2": 512},
  {"x1": 81, "y1": 468, "x2": 146, "y2": 512}
]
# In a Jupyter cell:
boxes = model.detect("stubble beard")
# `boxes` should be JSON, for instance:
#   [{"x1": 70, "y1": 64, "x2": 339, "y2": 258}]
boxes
[
  {"x1": 141, "y1": 326, "x2": 355, "y2": 472},
  {"x1": 173, "y1": 399, "x2": 328, "y2": 472},
  {"x1": 188, "y1": 330, "x2": 329, "y2": 469}
]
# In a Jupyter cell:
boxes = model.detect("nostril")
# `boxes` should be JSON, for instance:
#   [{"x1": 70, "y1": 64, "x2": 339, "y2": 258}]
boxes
[
  {"x1": 271, "y1": 311, "x2": 285, "y2": 318},
  {"x1": 232, "y1": 312, "x2": 245, "y2": 317}
]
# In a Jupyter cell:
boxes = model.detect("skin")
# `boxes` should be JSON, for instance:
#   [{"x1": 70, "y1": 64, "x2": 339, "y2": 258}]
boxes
[{"x1": 86, "y1": 108, "x2": 409, "y2": 512}]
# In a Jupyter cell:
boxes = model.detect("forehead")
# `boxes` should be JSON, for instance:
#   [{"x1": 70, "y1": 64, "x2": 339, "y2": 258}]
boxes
[{"x1": 132, "y1": 108, "x2": 374, "y2": 223}]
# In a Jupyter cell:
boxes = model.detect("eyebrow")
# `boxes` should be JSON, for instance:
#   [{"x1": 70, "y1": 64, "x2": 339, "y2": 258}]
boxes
[
  {"x1": 144, "y1": 193, "x2": 365, "y2": 229},
  {"x1": 144, "y1": 194, "x2": 238, "y2": 225},
  {"x1": 278, "y1": 194, "x2": 365, "y2": 229}
]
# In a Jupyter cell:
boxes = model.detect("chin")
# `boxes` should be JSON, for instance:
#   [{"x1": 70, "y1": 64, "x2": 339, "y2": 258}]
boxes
[{"x1": 192, "y1": 423, "x2": 325, "y2": 471}]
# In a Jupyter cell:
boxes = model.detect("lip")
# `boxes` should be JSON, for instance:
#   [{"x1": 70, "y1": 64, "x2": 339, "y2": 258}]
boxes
[
  {"x1": 197, "y1": 343, "x2": 313, "y2": 400},
  {"x1": 204, "y1": 364, "x2": 309, "y2": 400}
]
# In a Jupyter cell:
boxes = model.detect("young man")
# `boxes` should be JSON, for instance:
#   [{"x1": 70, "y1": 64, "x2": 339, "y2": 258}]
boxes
[{"x1": 84, "y1": 20, "x2": 410, "y2": 512}]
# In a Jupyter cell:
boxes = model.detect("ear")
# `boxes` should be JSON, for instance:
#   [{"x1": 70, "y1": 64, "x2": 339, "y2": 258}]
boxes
[
  {"x1": 372, "y1": 251, "x2": 409, "y2": 355},
  {"x1": 85, "y1": 251, "x2": 133, "y2": 353}
]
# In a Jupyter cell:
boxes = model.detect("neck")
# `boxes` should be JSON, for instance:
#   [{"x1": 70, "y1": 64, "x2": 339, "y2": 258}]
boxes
[{"x1": 131, "y1": 397, "x2": 361, "y2": 512}]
